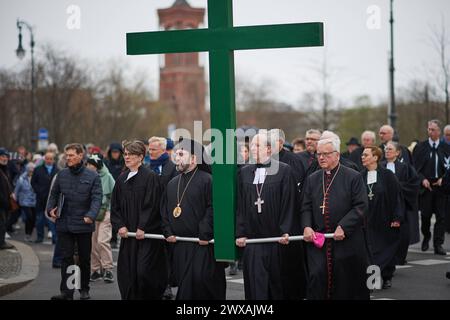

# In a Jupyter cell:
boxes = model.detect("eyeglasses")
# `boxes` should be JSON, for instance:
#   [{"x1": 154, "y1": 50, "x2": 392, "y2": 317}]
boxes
[
  {"x1": 123, "y1": 152, "x2": 138, "y2": 157},
  {"x1": 317, "y1": 151, "x2": 337, "y2": 158}
]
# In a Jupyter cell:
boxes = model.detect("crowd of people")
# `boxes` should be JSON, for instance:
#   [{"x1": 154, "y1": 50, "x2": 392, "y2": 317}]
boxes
[{"x1": 1, "y1": 120, "x2": 450, "y2": 300}]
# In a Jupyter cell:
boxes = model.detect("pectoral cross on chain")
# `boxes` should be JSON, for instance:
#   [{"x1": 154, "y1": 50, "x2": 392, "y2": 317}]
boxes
[
  {"x1": 255, "y1": 197, "x2": 264, "y2": 214},
  {"x1": 320, "y1": 200, "x2": 326, "y2": 215}
]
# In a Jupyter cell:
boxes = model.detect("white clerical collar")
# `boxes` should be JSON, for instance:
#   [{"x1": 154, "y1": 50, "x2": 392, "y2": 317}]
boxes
[
  {"x1": 386, "y1": 162, "x2": 396, "y2": 174},
  {"x1": 126, "y1": 170, "x2": 138, "y2": 182},
  {"x1": 429, "y1": 138, "x2": 440, "y2": 148},
  {"x1": 253, "y1": 168, "x2": 267, "y2": 184},
  {"x1": 367, "y1": 170, "x2": 377, "y2": 184}
]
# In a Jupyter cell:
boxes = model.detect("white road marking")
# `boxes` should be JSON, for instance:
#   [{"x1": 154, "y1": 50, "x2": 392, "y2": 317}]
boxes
[{"x1": 408, "y1": 259, "x2": 450, "y2": 266}]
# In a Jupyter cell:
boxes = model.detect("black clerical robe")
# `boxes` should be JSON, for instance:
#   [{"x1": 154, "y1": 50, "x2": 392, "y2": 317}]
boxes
[
  {"x1": 302, "y1": 165, "x2": 369, "y2": 300},
  {"x1": 277, "y1": 149, "x2": 307, "y2": 300},
  {"x1": 161, "y1": 168, "x2": 226, "y2": 300},
  {"x1": 236, "y1": 161, "x2": 295, "y2": 300},
  {"x1": 111, "y1": 165, "x2": 167, "y2": 300},
  {"x1": 381, "y1": 160, "x2": 420, "y2": 264},
  {"x1": 362, "y1": 166, "x2": 403, "y2": 280}
]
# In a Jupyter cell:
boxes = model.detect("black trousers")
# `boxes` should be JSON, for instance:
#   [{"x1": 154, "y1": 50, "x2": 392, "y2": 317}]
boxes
[
  {"x1": 58, "y1": 231, "x2": 92, "y2": 296},
  {"x1": 419, "y1": 188, "x2": 448, "y2": 247},
  {"x1": 22, "y1": 207, "x2": 36, "y2": 236}
]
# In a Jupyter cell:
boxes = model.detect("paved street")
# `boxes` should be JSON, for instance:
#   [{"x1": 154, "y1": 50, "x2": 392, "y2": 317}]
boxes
[{"x1": 2, "y1": 225, "x2": 450, "y2": 300}]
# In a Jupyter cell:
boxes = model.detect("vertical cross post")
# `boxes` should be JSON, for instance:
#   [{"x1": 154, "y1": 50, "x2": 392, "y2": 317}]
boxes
[{"x1": 207, "y1": 0, "x2": 237, "y2": 260}]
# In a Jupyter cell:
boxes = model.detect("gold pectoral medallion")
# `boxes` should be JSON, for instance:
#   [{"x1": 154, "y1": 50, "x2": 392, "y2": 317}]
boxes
[{"x1": 173, "y1": 205, "x2": 182, "y2": 218}]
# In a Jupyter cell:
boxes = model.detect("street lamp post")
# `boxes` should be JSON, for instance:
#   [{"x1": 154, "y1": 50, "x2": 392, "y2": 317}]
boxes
[
  {"x1": 16, "y1": 19, "x2": 36, "y2": 150},
  {"x1": 388, "y1": 0, "x2": 397, "y2": 131}
]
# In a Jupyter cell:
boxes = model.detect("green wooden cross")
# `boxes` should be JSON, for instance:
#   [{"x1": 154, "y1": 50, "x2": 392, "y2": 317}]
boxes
[{"x1": 127, "y1": 0, "x2": 323, "y2": 261}]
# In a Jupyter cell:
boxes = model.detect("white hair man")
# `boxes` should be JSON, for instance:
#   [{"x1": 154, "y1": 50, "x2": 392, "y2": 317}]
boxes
[
  {"x1": 303, "y1": 131, "x2": 359, "y2": 173},
  {"x1": 302, "y1": 137, "x2": 369, "y2": 300},
  {"x1": 236, "y1": 131, "x2": 296, "y2": 300}
]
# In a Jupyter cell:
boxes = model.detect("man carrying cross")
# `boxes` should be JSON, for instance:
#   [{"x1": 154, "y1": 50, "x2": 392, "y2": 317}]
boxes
[{"x1": 236, "y1": 131, "x2": 296, "y2": 300}]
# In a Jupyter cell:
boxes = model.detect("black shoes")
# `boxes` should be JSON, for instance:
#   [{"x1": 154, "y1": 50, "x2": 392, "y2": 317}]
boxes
[
  {"x1": 382, "y1": 279, "x2": 392, "y2": 289},
  {"x1": 50, "y1": 293, "x2": 73, "y2": 300},
  {"x1": 103, "y1": 270, "x2": 114, "y2": 283},
  {"x1": 79, "y1": 290, "x2": 90, "y2": 300},
  {"x1": 90, "y1": 270, "x2": 103, "y2": 282},
  {"x1": 421, "y1": 237, "x2": 430, "y2": 252},
  {"x1": 434, "y1": 246, "x2": 447, "y2": 256},
  {"x1": 446, "y1": 272, "x2": 450, "y2": 279}
]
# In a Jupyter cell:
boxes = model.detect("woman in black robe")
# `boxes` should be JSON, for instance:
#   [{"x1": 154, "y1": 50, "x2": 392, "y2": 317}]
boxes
[
  {"x1": 381, "y1": 141, "x2": 420, "y2": 265},
  {"x1": 111, "y1": 140, "x2": 167, "y2": 299},
  {"x1": 361, "y1": 146, "x2": 403, "y2": 289}
]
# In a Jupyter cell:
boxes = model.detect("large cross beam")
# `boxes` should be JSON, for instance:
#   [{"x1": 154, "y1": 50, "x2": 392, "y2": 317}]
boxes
[{"x1": 127, "y1": 0, "x2": 323, "y2": 261}]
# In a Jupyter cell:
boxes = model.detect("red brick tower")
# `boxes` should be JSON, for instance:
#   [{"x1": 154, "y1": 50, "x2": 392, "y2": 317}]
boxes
[{"x1": 158, "y1": 0, "x2": 206, "y2": 132}]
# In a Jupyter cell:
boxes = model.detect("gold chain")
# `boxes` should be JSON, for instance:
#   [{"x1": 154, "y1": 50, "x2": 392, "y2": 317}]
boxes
[{"x1": 177, "y1": 167, "x2": 199, "y2": 206}]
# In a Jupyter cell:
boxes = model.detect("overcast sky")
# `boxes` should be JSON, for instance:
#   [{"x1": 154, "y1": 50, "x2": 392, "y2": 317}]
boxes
[{"x1": 1, "y1": 0, "x2": 449, "y2": 108}]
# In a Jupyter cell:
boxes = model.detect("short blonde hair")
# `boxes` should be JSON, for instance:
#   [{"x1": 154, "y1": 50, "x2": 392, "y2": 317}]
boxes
[{"x1": 148, "y1": 136, "x2": 167, "y2": 150}]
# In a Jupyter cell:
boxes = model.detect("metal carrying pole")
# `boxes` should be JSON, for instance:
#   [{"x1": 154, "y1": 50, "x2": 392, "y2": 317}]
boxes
[{"x1": 126, "y1": 232, "x2": 335, "y2": 244}]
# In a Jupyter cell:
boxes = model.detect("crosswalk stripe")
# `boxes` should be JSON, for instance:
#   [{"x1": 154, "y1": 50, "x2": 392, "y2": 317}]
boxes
[
  {"x1": 395, "y1": 265, "x2": 412, "y2": 269},
  {"x1": 228, "y1": 278, "x2": 244, "y2": 284},
  {"x1": 408, "y1": 259, "x2": 450, "y2": 266}
]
